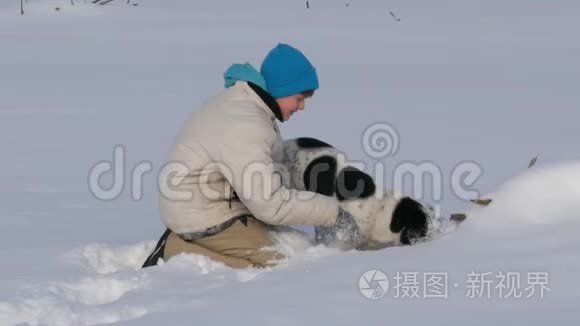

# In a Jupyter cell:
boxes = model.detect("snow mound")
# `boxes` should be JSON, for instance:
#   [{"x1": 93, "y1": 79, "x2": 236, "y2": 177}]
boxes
[
  {"x1": 467, "y1": 161, "x2": 580, "y2": 232},
  {"x1": 66, "y1": 241, "x2": 156, "y2": 274},
  {"x1": 0, "y1": 274, "x2": 149, "y2": 326},
  {"x1": 50, "y1": 276, "x2": 147, "y2": 306}
]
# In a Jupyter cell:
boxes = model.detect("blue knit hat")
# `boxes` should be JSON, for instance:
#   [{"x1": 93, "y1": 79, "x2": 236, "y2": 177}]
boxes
[{"x1": 260, "y1": 43, "x2": 319, "y2": 98}]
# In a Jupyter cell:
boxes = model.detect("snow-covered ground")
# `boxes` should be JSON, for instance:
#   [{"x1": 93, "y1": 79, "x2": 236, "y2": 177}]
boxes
[{"x1": 1, "y1": 0, "x2": 579, "y2": 325}]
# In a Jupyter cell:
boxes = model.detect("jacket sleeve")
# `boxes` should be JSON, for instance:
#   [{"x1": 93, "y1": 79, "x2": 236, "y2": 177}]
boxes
[{"x1": 213, "y1": 120, "x2": 339, "y2": 226}]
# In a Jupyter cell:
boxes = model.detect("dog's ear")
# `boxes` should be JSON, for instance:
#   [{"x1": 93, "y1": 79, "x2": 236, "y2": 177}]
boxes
[
  {"x1": 303, "y1": 155, "x2": 337, "y2": 196},
  {"x1": 390, "y1": 197, "x2": 427, "y2": 233},
  {"x1": 296, "y1": 137, "x2": 333, "y2": 149},
  {"x1": 335, "y1": 167, "x2": 376, "y2": 201}
]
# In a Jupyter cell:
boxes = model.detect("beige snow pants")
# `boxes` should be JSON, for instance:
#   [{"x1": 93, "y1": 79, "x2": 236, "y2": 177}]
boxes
[{"x1": 163, "y1": 216, "x2": 285, "y2": 269}]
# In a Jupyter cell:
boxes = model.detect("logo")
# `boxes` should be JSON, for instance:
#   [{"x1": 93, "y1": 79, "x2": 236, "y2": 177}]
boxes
[{"x1": 359, "y1": 269, "x2": 389, "y2": 299}]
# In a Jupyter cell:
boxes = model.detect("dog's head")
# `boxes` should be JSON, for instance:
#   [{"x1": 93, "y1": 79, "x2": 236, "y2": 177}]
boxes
[
  {"x1": 360, "y1": 195, "x2": 433, "y2": 249},
  {"x1": 391, "y1": 197, "x2": 433, "y2": 245},
  {"x1": 315, "y1": 193, "x2": 434, "y2": 250}
]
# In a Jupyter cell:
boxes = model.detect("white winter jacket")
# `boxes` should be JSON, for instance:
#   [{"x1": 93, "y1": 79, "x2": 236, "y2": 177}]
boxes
[{"x1": 159, "y1": 81, "x2": 339, "y2": 234}]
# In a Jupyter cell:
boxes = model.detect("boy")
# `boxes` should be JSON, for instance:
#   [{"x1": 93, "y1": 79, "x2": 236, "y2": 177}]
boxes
[{"x1": 145, "y1": 44, "x2": 359, "y2": 269}]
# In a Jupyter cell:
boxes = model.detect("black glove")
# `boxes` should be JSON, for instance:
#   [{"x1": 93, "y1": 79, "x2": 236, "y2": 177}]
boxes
[{"x1": 315, "y1": 207, "x2": 362, "y2": 249}]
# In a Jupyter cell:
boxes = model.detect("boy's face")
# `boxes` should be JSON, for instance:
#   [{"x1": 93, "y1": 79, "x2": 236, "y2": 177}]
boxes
[{"x1": 276, "y1": 93, "x2": 311, "y2": 121}]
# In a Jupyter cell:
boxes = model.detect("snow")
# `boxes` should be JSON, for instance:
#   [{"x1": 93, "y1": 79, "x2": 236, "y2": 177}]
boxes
[
  {"x1": 468, "y1": 161, "x2": 580, "y2": 232},
  {"x1": 1, "y1": 0, "x2": 579, "y2": 325}
]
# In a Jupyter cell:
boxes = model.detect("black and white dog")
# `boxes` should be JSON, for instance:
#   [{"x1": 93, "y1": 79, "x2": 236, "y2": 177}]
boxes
[{"x1": 282, "y1": 137, "x2": 434, "y2": 250}]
